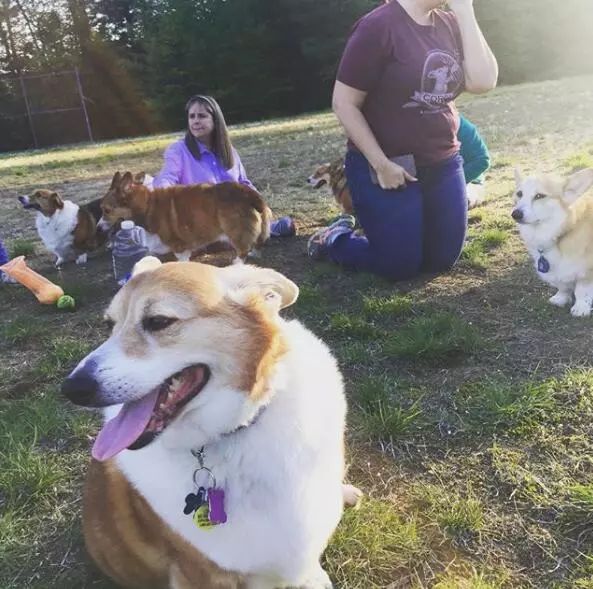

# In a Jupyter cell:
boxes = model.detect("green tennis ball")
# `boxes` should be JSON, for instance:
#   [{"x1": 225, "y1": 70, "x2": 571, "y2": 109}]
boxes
[{"x1": 57, "y1": 294, "x2": 76, "y2": 310}]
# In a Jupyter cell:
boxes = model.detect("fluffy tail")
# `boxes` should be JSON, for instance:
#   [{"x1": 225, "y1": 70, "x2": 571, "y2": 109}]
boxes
[{"x1": 239, "y1": 185, "x2": 272, "y2": 248}]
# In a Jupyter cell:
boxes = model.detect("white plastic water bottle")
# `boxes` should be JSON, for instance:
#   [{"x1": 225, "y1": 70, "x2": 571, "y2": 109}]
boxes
[{"x1": 112, "y1": 220, "x2": 149, "y2": 286}]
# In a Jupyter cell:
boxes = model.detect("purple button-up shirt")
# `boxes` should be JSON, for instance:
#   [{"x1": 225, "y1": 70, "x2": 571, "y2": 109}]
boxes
[{"x1": 153, "y1": 138, "x2": 255, "y2": 190}]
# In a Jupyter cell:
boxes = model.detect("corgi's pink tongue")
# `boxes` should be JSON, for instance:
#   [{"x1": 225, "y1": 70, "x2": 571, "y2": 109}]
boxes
[{"x1": 92, "y1": 390, "x2": 159, "y2": 461}]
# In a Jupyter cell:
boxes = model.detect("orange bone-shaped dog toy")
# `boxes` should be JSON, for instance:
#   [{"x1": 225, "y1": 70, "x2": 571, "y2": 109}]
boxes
[{"x1": 0, "y1": 256, "x2": 64, "y2": 304}]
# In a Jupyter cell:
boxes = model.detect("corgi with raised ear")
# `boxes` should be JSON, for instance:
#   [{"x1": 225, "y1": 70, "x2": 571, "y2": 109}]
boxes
[
  {"x1": 62, "y1": 259, "x2": 354, "y2": 589},
  {"x1": 308, "y1": 159, "x2": 353, "y2": 215},
  {"x1": 512, "y1": 168, "x2": 593, "y2": 316},
  {"x1": 99, "y1": 171, "x2": 272, "y2": 262},
  {"x1": 18, "y1": 189, "x2": 107, "y2": 267}
]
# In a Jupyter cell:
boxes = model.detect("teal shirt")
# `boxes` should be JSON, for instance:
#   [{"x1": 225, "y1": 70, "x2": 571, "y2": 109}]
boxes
[{"x1": 458, "y1": 115, "x2": 490, "y2": 184}]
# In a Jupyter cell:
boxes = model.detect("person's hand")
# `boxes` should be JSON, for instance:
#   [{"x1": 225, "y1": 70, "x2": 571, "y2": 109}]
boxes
[
  {"x1": 446, "y1": 0, "x2": 474, "y2": 13},
  {"x1": 374, "y1": 159, "x2": 417, "y2": 191}
]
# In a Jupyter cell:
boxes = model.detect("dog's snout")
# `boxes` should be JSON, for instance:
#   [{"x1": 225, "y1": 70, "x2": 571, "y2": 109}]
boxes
[
  {"x1": 18, "y1": 195, "x2": 26, "y2": 204},
  {"x1": 62, "y1": 360, "x2": 104, "y2": 407},
  {"x1": 62, "y1": 373, "x2": 100, "y2": 406},
  {"x1": 511, "y1": 208, "x2": 524, "y2": 222}
]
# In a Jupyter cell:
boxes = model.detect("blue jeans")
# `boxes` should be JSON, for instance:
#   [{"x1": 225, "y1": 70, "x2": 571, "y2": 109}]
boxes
[{"x1": 328, "y1": 151, "x2": 467, "y2": 281}]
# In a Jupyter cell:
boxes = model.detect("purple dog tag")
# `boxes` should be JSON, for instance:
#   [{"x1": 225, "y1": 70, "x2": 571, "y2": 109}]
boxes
[
  {"x1": 537, "y1": 255, "x2": 550, "y2": 274},
  {"x1": 208, "y1": 488, "x2": 227, "y2": 524}
]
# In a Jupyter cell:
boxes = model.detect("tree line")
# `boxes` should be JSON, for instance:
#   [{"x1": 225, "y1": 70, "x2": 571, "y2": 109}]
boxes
[{"x1": 0, "y1": 0, "x2": 591, "y2": 150}]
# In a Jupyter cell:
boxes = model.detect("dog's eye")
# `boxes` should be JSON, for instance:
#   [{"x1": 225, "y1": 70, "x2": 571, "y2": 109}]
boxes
[
  {"x1": 516, "y1": 190, "x2": 523, "y2": 198},
  {"x1": 533, "y1": 193, "x2": 547, "y2": 201},
  {"x1": 142, "y1": 315, "x2": 178, "y2": 332}
]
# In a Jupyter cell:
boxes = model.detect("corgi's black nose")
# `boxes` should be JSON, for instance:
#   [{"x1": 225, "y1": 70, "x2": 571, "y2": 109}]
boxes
[
  {"x1": 62, "y1": 373, "x2": 101, "y2": 406},
  {"x1": 511, "y1": 208, "x2": 524, "y2": 222}
]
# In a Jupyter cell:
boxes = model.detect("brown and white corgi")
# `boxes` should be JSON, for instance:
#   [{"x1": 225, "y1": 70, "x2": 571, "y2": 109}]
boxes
[
  {"x1": 513, "y1": 168, "x2": 593, "y2": 316},
  {"x1": 18, "y1": 189, "x2": 107, "y2": 266},
  {"x1": 308, "y1": 160, "x2": 353, "y2": 215},
  {"x1": 62, "y1": 259, "x2": 349, "y2": 588},
  {"x1": 99, "y1": 172, "x2": 272, "y2": 262}
]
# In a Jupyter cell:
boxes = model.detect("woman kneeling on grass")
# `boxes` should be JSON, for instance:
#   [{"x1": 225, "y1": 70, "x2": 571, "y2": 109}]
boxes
[
  {"x1": 308, "y1": 0, "x2": 497, "y2": 280},
  {"x1": 154, "y1": 94, "x2": 295, "y2": 237}
]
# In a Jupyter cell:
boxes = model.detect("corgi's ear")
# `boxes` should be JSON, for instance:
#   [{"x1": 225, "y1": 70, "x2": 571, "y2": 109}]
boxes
[
  {"x1": 120, "y1": 172, "x2": 134, "y2": 196},
  {"x1": 51, "y1": 192, "x2": 64, "y2": 209},
  {"x1": 132, "y1": 256, "x2": 162, "y2": 277},
  {"x1": 222, "y1": 264, "x2": 299, "y2": 312},
  {"x1": 564, "y1": 169, "x2": 593, "y2": 203},
  {"x1": 110, "y1": 171, "x2": 121, "y2": 189},
  {"x1": 514, "y1": 167, "x2": 523, "y2": 187},
  {"x1": 133, "y1": 171, "x2": 146, "y2": 184}
]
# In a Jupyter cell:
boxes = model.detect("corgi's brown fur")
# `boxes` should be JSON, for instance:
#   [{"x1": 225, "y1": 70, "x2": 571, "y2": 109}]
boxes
[{"x1": 101, "y1": 172, "x2": 272, "y2": 259}]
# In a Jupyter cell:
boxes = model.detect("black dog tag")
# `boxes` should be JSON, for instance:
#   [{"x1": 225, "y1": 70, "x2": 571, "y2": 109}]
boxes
[{"x1": 183, "y1": 486, "x2": 207, "y2": 515}]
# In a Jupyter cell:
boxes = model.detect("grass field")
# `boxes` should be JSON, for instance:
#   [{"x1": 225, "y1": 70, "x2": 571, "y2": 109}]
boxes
[{"x1": 2, "y1": 74, "x2": 593, "y2": 588}]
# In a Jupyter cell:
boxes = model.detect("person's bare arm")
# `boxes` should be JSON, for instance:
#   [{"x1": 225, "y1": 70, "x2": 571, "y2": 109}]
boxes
[
  {"x1": 448, "y1": 0, "x2": 498, "y2": 94},
  {"x1": 332, "y1": 80, "x2": 417, "y2": 190}
]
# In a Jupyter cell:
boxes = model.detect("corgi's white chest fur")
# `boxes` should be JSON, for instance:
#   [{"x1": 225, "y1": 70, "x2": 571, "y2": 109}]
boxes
[
  {"x1": 112, "y1": 320, "x2": 345, "y2": 583},
  {"x1": 36, "y1": 200, "x2": 79, "y2": 258},
  {"x1": 521, "y1": 223, "x2": 585, "y2": 288}
]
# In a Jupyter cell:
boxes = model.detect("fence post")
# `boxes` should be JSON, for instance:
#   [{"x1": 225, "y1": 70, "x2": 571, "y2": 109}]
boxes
[
  {"x1": 74, "y1": 67, "x2": 94, "y2": 143},
  {"x1": 19, "y1": 74, "x2": 38, "y2": 149}
]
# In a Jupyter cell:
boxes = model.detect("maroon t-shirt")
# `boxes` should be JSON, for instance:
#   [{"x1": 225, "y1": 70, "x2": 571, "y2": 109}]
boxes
[{"x1": 337, "y1": 1, "x2": 465, "y2": 166}]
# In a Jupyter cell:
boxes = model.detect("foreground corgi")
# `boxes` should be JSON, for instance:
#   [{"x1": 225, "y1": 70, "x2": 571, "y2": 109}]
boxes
[
  {"x1": 18, "y1": 190, "x2": 107, "y2": 266},
  {"x1": 99, "y1": 172, "x2": 272, "y2": 262},
  {"x1": 513, "y1": 168, "x2": 593, "y2": 316},
  {"x1": 62, "y1": 259, "x2": 347, "y2": 588},
  {"x1": 308, "y1": 160, "x2": 353, "y2": 215}
]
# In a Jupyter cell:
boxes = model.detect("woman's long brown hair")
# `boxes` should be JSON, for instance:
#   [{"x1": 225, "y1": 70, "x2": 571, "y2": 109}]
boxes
[{"x1": 184, "y1": 95, "x2": 235, "y2": 170}]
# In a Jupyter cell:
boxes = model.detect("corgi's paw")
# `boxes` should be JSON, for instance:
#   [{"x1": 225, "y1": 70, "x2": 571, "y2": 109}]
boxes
[
  {"x1": 174, "y1": 251, "x2": 191, "y2": 262},
  {"x1": 570, "y1": 301, "x2": 592, "y2": 317},
  {"x1": 342, "y1": 483, "x2": 363, "y2": 508},
  {"x1": 297, "y1": 565, "x2": 333, "y2": 589},
  {"x1": 549, "y1": 292, "x2": 572, "y2": 307},
  {"x1": 75, "y1": 253, "x2": 88, "y2": 265}
]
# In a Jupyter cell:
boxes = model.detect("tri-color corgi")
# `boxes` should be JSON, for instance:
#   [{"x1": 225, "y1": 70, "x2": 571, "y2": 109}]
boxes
[{"x1": 18, "y1": 190, "x2": 107, "y2": 266}]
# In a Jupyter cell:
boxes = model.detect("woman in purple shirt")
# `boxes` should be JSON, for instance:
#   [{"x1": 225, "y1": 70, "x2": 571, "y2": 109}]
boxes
[
  {"x1": 308, "y1": 0, "x2": 497, "y2": 280},
  {"x1": 154, "y1": 95, "x2": 294, "y2": 237}
]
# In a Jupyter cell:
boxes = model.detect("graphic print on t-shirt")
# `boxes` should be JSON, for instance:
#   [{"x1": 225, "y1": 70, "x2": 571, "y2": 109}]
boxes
[{"x1": 403, "y1": 50, "x2": 464, "y2": 113}]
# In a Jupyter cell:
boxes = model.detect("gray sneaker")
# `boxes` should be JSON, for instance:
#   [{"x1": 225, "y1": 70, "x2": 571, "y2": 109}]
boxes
[{"x1": 307, "y1": 215, "x2": 356, "y2": 260}]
